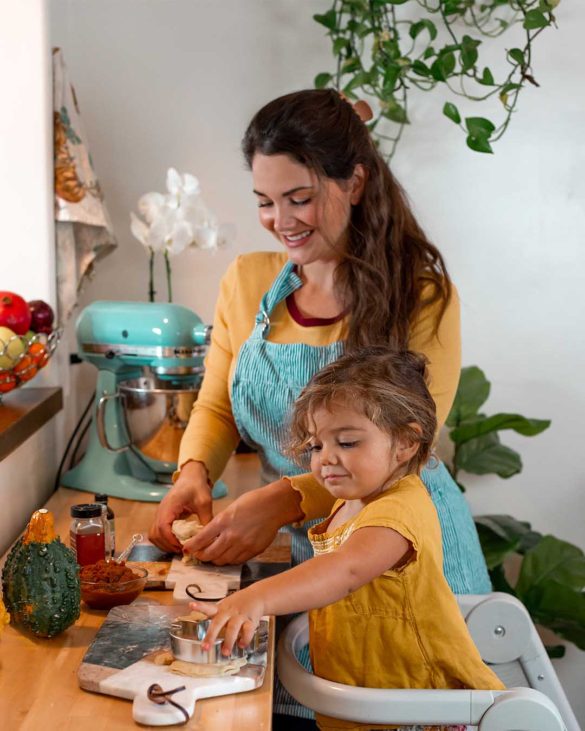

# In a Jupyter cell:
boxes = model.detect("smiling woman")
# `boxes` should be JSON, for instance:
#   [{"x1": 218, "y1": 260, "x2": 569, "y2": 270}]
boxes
[{"x1": 148, "y1": 88, "x2": 491, "y2": 728}]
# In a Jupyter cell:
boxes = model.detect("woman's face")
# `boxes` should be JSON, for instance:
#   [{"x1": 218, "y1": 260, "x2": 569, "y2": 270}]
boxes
[{"x1": 251, "y1": 153, "x2": 363, "y2": 268}]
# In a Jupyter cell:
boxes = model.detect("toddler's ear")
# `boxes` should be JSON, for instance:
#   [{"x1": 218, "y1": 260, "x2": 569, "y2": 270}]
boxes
[{"x1": 395, "y1": 423, "x2": 422, "y2": 465}]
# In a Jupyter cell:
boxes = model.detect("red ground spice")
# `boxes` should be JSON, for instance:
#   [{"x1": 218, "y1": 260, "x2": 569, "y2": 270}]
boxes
[{"x1": 80, "y1": 559, "x2": 139, "y2": 583}]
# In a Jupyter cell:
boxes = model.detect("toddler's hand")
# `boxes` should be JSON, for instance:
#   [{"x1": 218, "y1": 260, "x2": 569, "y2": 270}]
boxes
[{"x1": 190, "y1": 589, "x2": 264, "y2": 657}]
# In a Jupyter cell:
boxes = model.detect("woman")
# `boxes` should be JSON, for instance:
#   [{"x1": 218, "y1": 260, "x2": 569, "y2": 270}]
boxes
[{"x1": 149, "y1": 88, "x2": 490, "y2": 726}]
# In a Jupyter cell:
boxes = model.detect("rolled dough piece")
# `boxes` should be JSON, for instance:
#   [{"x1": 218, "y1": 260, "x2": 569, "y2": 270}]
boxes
[
  {"x1": 172, "y1": 515, "x2": 203, "y2": 564},
  {"x1": 169, "y1": 656, "x2": 247, "y2": 678}
]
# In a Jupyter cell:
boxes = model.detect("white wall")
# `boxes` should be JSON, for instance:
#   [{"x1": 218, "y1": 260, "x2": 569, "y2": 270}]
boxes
[
  {"x1": 44, "y1": 0, "x2": 584, "y2": 723},
  {"x1": 0, "y1": 0, "x2": 61, "y2": 554}
]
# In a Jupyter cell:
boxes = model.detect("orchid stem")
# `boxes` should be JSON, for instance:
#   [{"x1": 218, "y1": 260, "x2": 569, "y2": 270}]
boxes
[
  {"x1": 148, "y1": 249, "x2": 156, "y2": 302},
  {"x1": 164, "y1": 250, "x2": 173, "y2": 303}
]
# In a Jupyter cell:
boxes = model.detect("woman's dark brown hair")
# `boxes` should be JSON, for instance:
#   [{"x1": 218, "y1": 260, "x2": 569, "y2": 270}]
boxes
[
  {"x1": 288, "y1": 346, "x2": 437, "y2": 475},
  {"x1": 242, "y1": 88, "x2": 451, "y2": 351}
]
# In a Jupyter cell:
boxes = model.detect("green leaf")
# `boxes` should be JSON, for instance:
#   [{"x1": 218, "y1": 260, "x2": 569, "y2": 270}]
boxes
[
  {"x1": 465, "y1": 116, "x2": 496, "y2": 138},
  {"x1": 546, "y1": 645, "x2": 566, "y2": 659},
  {"x1": 409, "y1": 19, "x2": 438, "y2": 42},
  {"x1": 476, "y1": 514, "x2": 534, "y2": 541},
  {"x1": 523, "y1": 9, "x2": 549, "y2": 30},
  {"x1": 467, "y1": 135, "x2": 494, "y2": 154},
  {"x1": 517, "y1": 536, "x2": 585, "y2": 596},
  {"x1": 488, "y1": 564, "x2": 516, "y2": 595},
  {"x1": 508, "y1": 48, "x2": 525, "y2": 66},
  {"x1": 443, "y1": 102, "x2": 461, "y2": 125},
  {"x1": 431, "y1": 52, "x2": 456, "y2": 81},
  {"x1": 333, "y1": 37, "x2": 349, "y2": 56},
  {"x1": 341, "y1": 56, "x2": 362, "y2": 74},
  {"x1": 314, "y1": 72, "x2": 333, "y2": 89},
  {"x1": 411, "y1": 60, "x2": 431, "y2": 78},
  {"x1": 356, "y1": 23, "x2": 372, "y2": 39},
  {"x1": 478, "y1": 67, "x2": 495, "y2": 86},
  {"x1": 475, "y1": 514, "x2": 542, "y2": 567},
  {"x1": 383, "y1": 63, "x2": 401, "y2": 91},
  {"x1": 460, "y1": 35, "x2": 480, "y2": 72},
  {"x1": 313, "y1": 10, "x2": 338, "y2": 31},
  {"x1": 443, "y1": 1, "x2": 465, "y2": 15},
  {"x1": 446, "y1": 366, "x2": 490, "y2": 427},
  {"x1": 455, "y1": 433, "x2": 522, "y2": 477},
  {"x1": 344, "y1": 70, "x2": 370, "y2": 93},
  {"x1": 382, "y1": 98, "x2": 409, "y2": 124},
  {"x1": 523, "y1": 580, "x2": 585, "y2": 650},
  {"x1": 450, "y1": 413, "x2": 551, "y2": 444},
  {"x1": 384, "y1": 0, "x2": 409, "y2": 4},
  {"x1": 476, "y1": 522, "x2": 522, "y2": 569}
]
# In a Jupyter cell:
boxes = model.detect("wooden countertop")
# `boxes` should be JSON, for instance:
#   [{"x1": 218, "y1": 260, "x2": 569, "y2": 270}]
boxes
[{"x1": 0, "y1": 454, "x2": 283, "y2": 730}]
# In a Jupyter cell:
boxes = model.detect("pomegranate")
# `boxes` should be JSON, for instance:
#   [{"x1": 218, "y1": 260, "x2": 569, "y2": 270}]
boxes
[{"x1": 0, "y1": 292, "x2": 31, "y2": 335}]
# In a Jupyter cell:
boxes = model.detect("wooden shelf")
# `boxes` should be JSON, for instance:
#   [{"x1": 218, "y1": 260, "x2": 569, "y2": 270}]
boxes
[{"x1": 0, "y1": 386, "x2": 63, "y2": 461}]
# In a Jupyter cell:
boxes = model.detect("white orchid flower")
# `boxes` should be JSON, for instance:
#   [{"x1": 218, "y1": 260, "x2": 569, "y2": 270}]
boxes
[
  {"x1": 130, "y1": 212, "x2": 149, "y2": 248},
  {"x1": 166, "y1": 220, "x2": 194, "y2": 255},
  {"x1": 131, "y1": 168, "x2": 232, "y2": 301},
  {"x1": 137, "y1": 192, "x2": 166, "y2": 225},
  {"x1": 166, "y1": 168, "x2": 200, "y2": 207}
]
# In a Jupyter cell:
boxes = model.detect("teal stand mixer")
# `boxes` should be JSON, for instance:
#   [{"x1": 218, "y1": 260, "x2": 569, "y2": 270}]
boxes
[{"x1": 61, "y1": 300, "x2": 227, "y2": 502}]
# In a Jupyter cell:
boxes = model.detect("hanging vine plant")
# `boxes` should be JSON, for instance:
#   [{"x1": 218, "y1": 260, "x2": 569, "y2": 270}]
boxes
[{"x1": 313, "y1": 0, "x2": 559, "y2": 158}]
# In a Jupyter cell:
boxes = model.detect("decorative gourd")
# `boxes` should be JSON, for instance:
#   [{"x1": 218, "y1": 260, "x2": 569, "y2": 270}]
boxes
[
  {"x1": 0, "y1": 596, "x2": 9, "y2": 633},
  {"x1": 1, "y1": 509, "x2": 80, "y2": 638}
]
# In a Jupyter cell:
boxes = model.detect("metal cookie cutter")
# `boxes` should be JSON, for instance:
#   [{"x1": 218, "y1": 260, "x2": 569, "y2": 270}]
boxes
[{"x1": 169, "y1": 616, "x2": 267, "y2": 664}]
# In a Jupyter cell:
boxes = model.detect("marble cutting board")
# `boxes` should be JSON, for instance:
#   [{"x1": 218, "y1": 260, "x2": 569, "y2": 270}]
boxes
[{"x1": 78, "y1": 602, "x2": 268, "y2": 701}]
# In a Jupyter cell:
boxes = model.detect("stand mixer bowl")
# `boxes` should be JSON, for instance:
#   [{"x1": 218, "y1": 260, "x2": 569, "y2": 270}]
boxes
[
  {"x1": 118, "y1": 376, "x2": 199, "y2": 465},
  {"x1": 95, "y1": 373, "x2": 201, "y2": 481}
]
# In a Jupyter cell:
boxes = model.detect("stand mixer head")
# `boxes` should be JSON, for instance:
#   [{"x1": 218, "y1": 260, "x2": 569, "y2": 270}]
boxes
[{"x1": 61, "y1": 300, "x2": 218, "y2": 501}]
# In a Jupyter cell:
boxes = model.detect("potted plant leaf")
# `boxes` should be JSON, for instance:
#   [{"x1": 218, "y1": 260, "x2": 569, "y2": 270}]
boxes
[{"x1": 446, "y1": 366, "x2": 585, "y2": 657}]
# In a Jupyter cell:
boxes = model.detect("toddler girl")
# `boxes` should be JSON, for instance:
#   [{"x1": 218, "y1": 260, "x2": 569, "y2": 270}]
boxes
[{"x1": 192, "y1": 347, "x2": 504, "y2": 731}]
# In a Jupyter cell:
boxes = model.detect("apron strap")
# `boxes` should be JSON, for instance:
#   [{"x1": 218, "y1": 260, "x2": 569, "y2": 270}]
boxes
[{"x1": 254, "y1": 260, "x2": 303, "y2": 338}]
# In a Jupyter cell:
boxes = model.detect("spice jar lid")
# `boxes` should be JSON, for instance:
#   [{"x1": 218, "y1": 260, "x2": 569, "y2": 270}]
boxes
[
  {"x1": 94, "y1": 493, "x2": 108, "y2": 504},
  {"x1": 71, "y1": 503, "x2": 103, "y2": 518}
]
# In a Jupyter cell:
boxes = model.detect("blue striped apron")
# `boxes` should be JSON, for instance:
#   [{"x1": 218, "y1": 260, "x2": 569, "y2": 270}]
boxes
[{"x1": 231, "y1": 261, "x2": 491, "y2": 718}]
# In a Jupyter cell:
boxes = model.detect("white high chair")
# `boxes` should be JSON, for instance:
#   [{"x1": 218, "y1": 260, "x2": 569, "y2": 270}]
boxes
[{"x1": 278, "y1": 593, "x2": 580, "y2": 730}]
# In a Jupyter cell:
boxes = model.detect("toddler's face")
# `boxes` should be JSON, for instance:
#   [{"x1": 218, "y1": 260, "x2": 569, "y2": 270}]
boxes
[{"x1": 307, "y1": 401, "x2": 405, "y2": 502}]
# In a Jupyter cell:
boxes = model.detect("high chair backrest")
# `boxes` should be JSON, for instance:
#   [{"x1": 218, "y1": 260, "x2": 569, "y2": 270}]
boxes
[{"x1": 278, "y1": 592, "x2": 580, "y2": 730}]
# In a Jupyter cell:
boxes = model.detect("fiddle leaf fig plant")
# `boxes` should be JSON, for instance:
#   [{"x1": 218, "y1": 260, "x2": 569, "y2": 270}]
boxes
[
  {"x1": 446, "y1": 366, "x2": 585, "y2": 656},
  {"x1": 313, "y1": 0, "x2": 559, "y2": 158}
]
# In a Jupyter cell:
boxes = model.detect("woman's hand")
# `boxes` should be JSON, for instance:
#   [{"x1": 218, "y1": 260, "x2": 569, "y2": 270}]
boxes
[
  {"x1": 191, "y1": 589, "x2": 265, "y2": 657},
  {"x1": 148, "y1": 461, "x2": 213, "y2": 552},
  {"x1": 182, "y1": 478, "x2": 304, "y2": 565}
]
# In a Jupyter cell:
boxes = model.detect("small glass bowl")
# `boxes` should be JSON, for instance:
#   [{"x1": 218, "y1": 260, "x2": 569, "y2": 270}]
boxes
[{"x1": 80, "y1": 566, "x2": 148, "y2": 610}]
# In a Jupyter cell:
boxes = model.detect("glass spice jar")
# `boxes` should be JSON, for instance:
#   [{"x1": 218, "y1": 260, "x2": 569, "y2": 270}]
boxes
[
  {"x1": 94, "y1": 493, "x2": 115, "y2": 558},
  {"x1": 70, "y1": 503, "x2": 106, "y2": 566}
]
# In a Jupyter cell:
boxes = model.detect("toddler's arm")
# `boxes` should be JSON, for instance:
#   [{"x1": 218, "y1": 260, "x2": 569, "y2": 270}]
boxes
[{"x1": 192, "y1": 525, "x2": 410, "y2": 656}]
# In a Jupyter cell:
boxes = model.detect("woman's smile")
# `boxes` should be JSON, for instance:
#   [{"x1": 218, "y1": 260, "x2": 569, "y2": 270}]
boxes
[{"x1": 281, "y1": 229, "x2": 314, "y2": 248}]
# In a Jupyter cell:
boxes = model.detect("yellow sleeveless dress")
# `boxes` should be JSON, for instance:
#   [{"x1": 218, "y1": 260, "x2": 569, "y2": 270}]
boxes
[{"x1": 307, "y1": 474, "x2": 504, "y2": 731}]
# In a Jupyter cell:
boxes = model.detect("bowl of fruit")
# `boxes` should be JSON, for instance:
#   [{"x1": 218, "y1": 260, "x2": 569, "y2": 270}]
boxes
[{"x1": 0, "y1": 292, "x2": 61, "y2": 400}]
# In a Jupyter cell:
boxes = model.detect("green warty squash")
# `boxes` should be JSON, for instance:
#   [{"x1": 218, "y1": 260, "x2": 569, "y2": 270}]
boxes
[{"x1": 2, "y1": 509, "x2": 80, "y2": 638}]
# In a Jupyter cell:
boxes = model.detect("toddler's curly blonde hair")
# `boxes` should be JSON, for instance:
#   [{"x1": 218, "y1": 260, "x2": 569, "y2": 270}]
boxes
[{"x1": 288, "y1": 346, "x2": 437, "y2": 475}]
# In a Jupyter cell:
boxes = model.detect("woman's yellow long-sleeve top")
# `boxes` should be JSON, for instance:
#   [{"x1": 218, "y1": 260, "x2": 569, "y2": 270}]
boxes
[{"x1": 178, "y1": 251, "x2": 461, "y2": 518}]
